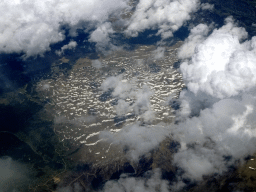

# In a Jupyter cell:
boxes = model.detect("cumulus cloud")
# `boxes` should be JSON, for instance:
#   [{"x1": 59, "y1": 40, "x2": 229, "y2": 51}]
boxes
[
  {"x1": 179, "y1": 17, "x2": 256, "y2": 99},
  {"x1": 178, "y1": 23, "x2": 211, "y2": 59},
  {"x1": 55, "y1": 40, "x2": 77, "y2": 56},
  {"x1": 171, "y1": 94, "x2": 256, "y2": 180},
  {"x1": 89, "y1": 22, "x2": 117, "y2": 53},
  {"x1": 125, "y1": 0, "x2": 200, "y2": 39},
  {"x1": 167, "y1": 16, "x2": 256, "y2": 182},
  {"x1": 0, "y1": 0, "x2": 129, "y2": 58},
  {"x1": 0, "y1": 157, "x2": 32, "y2": 191},
  {"x1": 102, "y1": 169, "x2": 169, "y2": 192}
]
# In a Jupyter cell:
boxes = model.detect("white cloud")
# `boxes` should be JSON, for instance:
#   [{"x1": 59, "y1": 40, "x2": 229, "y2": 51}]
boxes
[
  {"x1": 55, "y1": 40, "x2": 77, "y2": 56},
  {"x1": 125, "y1": 0, "x2": 200, "y2": 39},
  {"x1": 178, "y1": 23, "x2": 210, "y2": 59},
  {"x1": 155, "y1": 16, "x2": 256, "y2": 183},
  {"x1": 179, "y1": 17, "x2": 256, "y2": 99},
  {"x1": 102, "y1": 169, "x2": 169, "y2": 192},
  {"x1": 0, "y1": 0, "x2": 129, "y2": 58}
]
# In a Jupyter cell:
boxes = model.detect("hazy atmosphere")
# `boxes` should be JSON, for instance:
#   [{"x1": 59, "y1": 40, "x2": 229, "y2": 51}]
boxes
[{"x1": 1, "y1": 0, "x2": 256, "y2": 191}]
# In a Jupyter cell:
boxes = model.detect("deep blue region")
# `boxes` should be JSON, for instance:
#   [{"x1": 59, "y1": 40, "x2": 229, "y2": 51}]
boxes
[
  {"x1": 169, "y1": 140, "x2": 181, "y2": 153},
  {"x1": 99, "y1": 89, "x2": 114, "y2": 102},
  {"x1": 223, "y1": 155, "x2": 233, "y2": 162},
  {"x1": 113, "y1": 115, "x2": 126, "y2": 126},
  {"x1": 0, "y1": 100, "x2": 42, "y2": 133},
  {"x1": 0, "y1": 53, "x2": 30, "y2": 94},
  {"x1": 0, "y1": 41, "x2": 76, "y2": 95},
  {"x1": 127, "y1": 29, "x2": 162, "y2": 45},
  {"x1": 91, "y1": 175, "x2": 104, "y2": 190},
  {"x1": 46, "y1": 160, "x2": 64, "y2": 170},
  {"x1": 110, "y1": 98, "x2": 119, "y2": 106},
  {"x1": 169, "y1": 100, "x2": 180, "y2": 110},
  {"x1": 114, "y1": 29, "x2": 162, "y2": 51},
  {"x1": 172, "y1": 26, "x2": 190, "y2": 41},
  {"x1": 59, "y1": 60, "x2": 71, "y2": 69},
  {"x1": 218, "y1": 177, "x2": 243, "y2": 192},
  {"x1": 18, "y1": 24, "x2": 96, "y2": 79},
  {"x1": 192, "y1": 0, "x2": 225, "y2": 28},
  {"x1": 191, "y1": 0, "x2": 256, "y2": 38},
  {"x1": 54, "y1": 23, "x2": 95, "y2": 52},
  {"x1": 244, "y1": 154, "x2": 254, "y2": 161},
  {"x1": 182, "y1": 178, "x2": 197, "y2": 191},
  {"x1": 162, "y1": 170, "x2": 176, "y2": 182},
  {"x1": 118, "y1": 68, "x2": 126, "y2": 75},
  {"x1": 114, "y1": 113, "x2": 135, "y2": 127},
  {"x1": 215, "y1": 0, "x2": 256, "y2": 17},
  {"x1": 173, "y1": 61, "x2": 181, "y2": 69},
  {"x1": 74, "y1": 163, "x2": 90, "y2": 173},
  {"x1": 136, "y1": 157, "x2": 153, "y2": 177},
  {"x1": 203, "y1": 177, "x2": 222, "y2": 191},
  {"x1": 50, "y1": 23, "x2": 98, "y2": 61},
  {"x1": 0, "y1": 132, "x2": 42, "y2": 164},
  {"x1": 110, "y1": 162, "x2": 136, "y2": 180},
  {"x1": 205, "y1": 0, "x2": 256, "y2": 37}
]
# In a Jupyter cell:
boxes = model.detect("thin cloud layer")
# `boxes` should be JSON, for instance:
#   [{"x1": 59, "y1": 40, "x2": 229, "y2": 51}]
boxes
[
  {"x1": 100, "y1": 123, "x2": 170, "y2": 161},
  {"x1": 0, "y1": 157, "x2": 32, "y2": 191}
]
